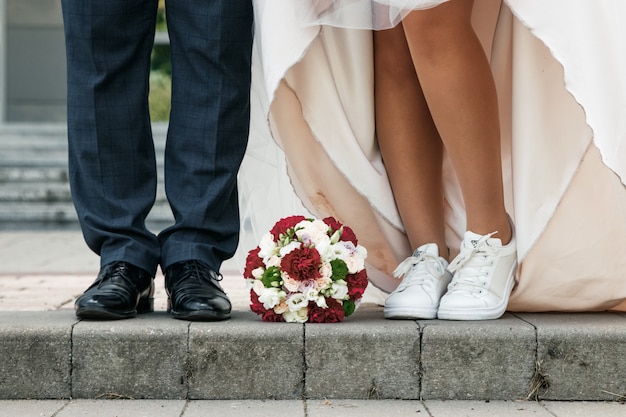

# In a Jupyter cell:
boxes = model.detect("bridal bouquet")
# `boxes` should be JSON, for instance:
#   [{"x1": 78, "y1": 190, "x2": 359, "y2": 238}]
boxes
[{"x1": 244, "y1": 216, "x2": 368, "y2": 323}]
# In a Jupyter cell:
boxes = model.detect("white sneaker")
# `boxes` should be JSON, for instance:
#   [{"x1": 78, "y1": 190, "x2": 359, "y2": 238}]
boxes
[
  {"x1": 437, "y1": 226, "x2": 518, "y2": 321},
  {"x1": 384, "y1": 243, "x2": 452, "y2": 319}
]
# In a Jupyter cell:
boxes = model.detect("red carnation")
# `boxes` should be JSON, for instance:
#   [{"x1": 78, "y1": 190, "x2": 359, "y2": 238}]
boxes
[
  {"x1": 280, "y1": 245, "x2": 322, "y2": 281},
  {"x1": 308, "y1": 298, "x2": 345, "y2": 323},
  {"x1": 346, "y1": 269, "x2": 368, "y2": 300},
  {"x1": 261, "y1": 309, "x2": 285, "y2": 322},
  {"x1": 243, "y1": 247, "x2": 264, "y2": 279},
  {"x1": 270, "y1": 215, "x2": 307, "y2": 240},
  {"x1": 249, "y1": 289, "x2": 266, "y2": 315},
  {"x1": 323, "y1": 216, "x2": 358, "y2": 245}
]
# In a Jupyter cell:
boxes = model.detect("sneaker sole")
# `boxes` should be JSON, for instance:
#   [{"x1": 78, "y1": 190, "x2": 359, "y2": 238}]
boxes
[
  {"x1": 384, "y1": 306, "x2": 438, "y2": 320},
  {"x1": 437, "y1": 263, "x2": 517, "y2": 321}
]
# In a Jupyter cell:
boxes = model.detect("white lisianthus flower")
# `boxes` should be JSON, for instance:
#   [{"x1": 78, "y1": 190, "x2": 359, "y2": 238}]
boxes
[
  {"x1": 258, "y1": 233, "x2": 278, "y2": 260},
  {"x1": 314, "y1": 295, "x2": 328, "y2": 308},
  {"x1": 266, "y1": 255, "x2": 281, "y2": 268},
  {"x1": 279, "y1": 240, "x2": 301, "y2": 257},
  {"x1": 258, "y1": 287, "x2": 285, "y2": 310},
  {"x1": 331, "y1": 281, "x2": 349, "y2": 300},
  {"x1": 286, "y1": 293, "x2": 309, "y2": 312},
  {"x1": 296, "y1": 219, "x2": 330, "y2": 246},
  {"x1": 330, "y1": 242, "x2": 351, "y2": 263},
  {"x1": 303, "y1": 286, "x2": 320, "y2": 302},
  {"x1": 356, "y1": 245, "x2": 368, "y2": 259},
  {"x1": 283, "y1": 308, "x2": 308, "y2": 323},
  {"x1": 251, "y1": 266, "x2": 264, "y2": 279}
]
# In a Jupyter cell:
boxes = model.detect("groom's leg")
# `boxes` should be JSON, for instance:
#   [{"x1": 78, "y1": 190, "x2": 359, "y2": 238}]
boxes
[
  {"x1": 62, "y1": 0, "x2": 161, "y2": 275},
  {"x1": 159, "y1": 0, "x2": 254, "y2": 271}
]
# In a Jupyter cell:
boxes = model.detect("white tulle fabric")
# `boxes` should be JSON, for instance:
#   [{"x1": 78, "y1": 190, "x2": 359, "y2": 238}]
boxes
[
  {"x1": 293, "y1": 0, "x2": 451, "y2": 29},
  {"x1": 237, "y1": 0, "x2": 626, "y2": 312}
]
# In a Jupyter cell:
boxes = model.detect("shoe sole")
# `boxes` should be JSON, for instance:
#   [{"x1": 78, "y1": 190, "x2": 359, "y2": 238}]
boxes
[
  {"x1": 75, "y1": 297, "x2": 154, "y2": 320},
  {"x1": 168, "y1": 309, "x2": 231, "y2": 321},
  {"x1": 384, "y1": 306, "x2": 438, "y2": 320},
  {"x1": 437, "y1": 263, "x2": 517, "y2": 321},
  {"x1": 75, "y1": 307, "x2": 150, "y2": 320}
]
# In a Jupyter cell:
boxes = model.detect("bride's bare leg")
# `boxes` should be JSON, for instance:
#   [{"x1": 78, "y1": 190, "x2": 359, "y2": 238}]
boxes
[
  {"x1": 402, "y1": 0, "x2": 511, "y2": 243},
  {"x1": 374, "y1": 24, "x2": 448, "y2": 257}
]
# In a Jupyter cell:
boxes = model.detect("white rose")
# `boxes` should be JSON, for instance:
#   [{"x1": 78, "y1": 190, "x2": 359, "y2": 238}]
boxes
[
  {"x1": 344, "y1": 255, "x2": 365, "y2": 274},
  {"x1": 282, "y1": 274, "x2": 301, "y2": 292},
  {"x1": 319, "y1": 262, "x2": 333, "y2": 280},
  {"x1": 252, "y1": 280, "x2": 265, "y2": 295}
]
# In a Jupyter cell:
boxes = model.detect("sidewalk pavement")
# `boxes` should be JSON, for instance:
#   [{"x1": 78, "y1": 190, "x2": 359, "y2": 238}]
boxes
[
  {"x1": 1, "y1": 231, "x2": 626, "y2": 417},
  {"x1": 1, "y1": 398, "x2": 626, "y2": 417}
]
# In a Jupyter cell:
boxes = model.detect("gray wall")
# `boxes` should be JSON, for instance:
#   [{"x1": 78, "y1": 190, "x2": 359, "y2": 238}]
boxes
[{"x1": 5, "y1": 0, "x2": 66, "y2": 123}]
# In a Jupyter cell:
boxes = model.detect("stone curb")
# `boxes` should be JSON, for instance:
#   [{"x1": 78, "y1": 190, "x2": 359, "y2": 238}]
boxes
[{"x1": 0, "y1": 307, "x2": 625, "y2": 401}]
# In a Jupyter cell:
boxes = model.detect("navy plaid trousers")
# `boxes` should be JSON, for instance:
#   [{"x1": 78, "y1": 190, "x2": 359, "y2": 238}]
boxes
[{"x1": 62, "y1": 0, "x2": 254, "y2": 275}]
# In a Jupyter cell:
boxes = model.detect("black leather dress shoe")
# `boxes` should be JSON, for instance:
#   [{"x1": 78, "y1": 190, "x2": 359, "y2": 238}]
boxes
[
  {"x1": 75, "y1": 261, "x2": 154, "y2": 320},
  {"x1": 165, "y1": 260, "x2": 231, "y2": 321}
]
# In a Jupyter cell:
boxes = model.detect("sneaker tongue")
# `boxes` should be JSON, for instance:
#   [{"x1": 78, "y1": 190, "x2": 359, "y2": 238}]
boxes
[
  {"x1": 414, "y1": 243, "x2": 439, "y2": 257},
  {"x1": 463, "y1": 230, "x2": 501, "y2": 248}
]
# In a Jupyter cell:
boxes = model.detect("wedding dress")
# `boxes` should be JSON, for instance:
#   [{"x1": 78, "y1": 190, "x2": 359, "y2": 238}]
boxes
[{"x1": 238, "y1": 0, "x2": 626, "y2": 312}]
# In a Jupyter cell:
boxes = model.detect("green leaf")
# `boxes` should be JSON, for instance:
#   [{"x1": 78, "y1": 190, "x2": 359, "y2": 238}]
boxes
[
  {"x1": 261, "y1": 266, "x2": 282, "y2": 288},
  {"x1": 343, "y1": 300, "x2": 356, "y2": 317},
  {"x1": 330, "y1": 259, "x2": 349, "y2": 281}
]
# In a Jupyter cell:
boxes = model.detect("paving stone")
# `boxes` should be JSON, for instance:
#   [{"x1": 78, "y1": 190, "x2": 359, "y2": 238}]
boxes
[
  {"x1": 420, "y1": 313, "x2": 536, "y2": 400},
  {"x1": 0, "y1": 310, "x2": 75, "y2": 399},
  {"x1": 71, "y1": 313, "x2": 189, "y2": 399},
  {"x1": 304, "y1": 305, "x2": 420, "y2": 399},
  {"x1": 520, "y1": 312, "x2": 626, "y2": 400},
  {"x1": 56, "y1": 399, "x2": 186, "y2": 417},
  {"x1": 183, "y1": 400, "x2": 305, "y2": 417},
  {"x1": 542, "y1": 400, "x2": 626, "y2": 417},
  {"x1": 187, "y1": 310, "x2": 304, "y2": 400},
  {"x1": 425, "y1": 400, "x2": 553, "y2": 416},
  {"x1": 0, "y1": 400, "x2": 66, "y2": 417},
  {"x1": 307, "y1": 399, "x2": 427, "y2": 416}
]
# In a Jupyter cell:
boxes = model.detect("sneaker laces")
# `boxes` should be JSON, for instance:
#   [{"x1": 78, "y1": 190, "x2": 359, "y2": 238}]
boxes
[
  {"x1": 447, "y1": 232, "x2": 498, "y2": 294},
  {"x1": 393, "y1": 251, "x2": 446, "y2": 290}
]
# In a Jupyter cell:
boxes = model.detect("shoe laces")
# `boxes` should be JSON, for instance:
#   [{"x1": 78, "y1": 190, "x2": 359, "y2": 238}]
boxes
[
  {"x1": 393, "y1": 251, "x2": 446, "y2": 290},
  {"x1": 447, "y1": 232, "x2": 498, "y2": 294},
  {"x1": 178, "y1": 260, "x2": 224, "y2": 285},
  {"x1": 95, "y1": 262, "x2": 135, "y2": 289}
]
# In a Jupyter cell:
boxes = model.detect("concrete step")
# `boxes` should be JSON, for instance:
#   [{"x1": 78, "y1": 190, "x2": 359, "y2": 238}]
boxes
[
  {"x1": 1, "y1": 308, "x2": 625, "y2": 401},
  {"x1": 0, "y1": 124, "x2": 170, "y2": 229}
]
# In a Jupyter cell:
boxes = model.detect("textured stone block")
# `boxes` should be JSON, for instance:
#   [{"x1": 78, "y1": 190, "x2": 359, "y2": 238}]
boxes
[
  {"x1": 521, "y1": 313, "x2": 626, "y2": 400},
  {"x1": 304, "y1": 305, "x2": 420, "y2": 399},
  {"x1": 188, "y1": 310, "x2": 304, "y2": 399},
  {"x1": 0, "y1": 311, "x2": 74, "y2": 399},
  {"x1": 72, "y1": 312, "x2": 189, "y2": 399},
  {"x1": 420, "y1": 313, "x2": 535, "y2": 400}
]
